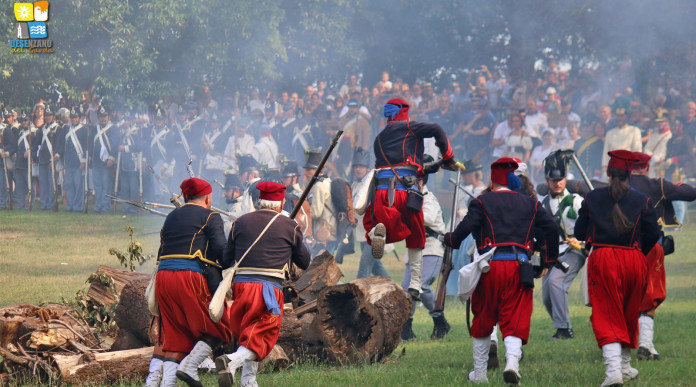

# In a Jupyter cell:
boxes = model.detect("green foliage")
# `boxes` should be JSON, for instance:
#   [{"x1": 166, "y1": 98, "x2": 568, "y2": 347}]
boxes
[
  {"x1": 109, "y1": 225, "x2": 152, "y2": 272},
  {"x1": 3, "y1": 0, "x2": 696, "y2": 105},
  {"x1": 61, "y1": 273, "x2": 117, "y2": 334}
]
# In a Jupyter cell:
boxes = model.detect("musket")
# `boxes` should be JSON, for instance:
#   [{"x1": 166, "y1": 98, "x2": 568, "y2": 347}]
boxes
[
  {"x1": 82, "y1": 124, "x2": 90, "y2": 213},
  {"x1": 290, "y1": 129, "x2": 344, "y2": 219},
  {"x1": 138, "y1": 151, "x2": 143, "y2": 214},
  {"x1": 51, "y1": 153, "x2": 58, "y2": 212},
  {"x1": 26, "y1": 129, "x2": 33, "y2": 211},
  {"x1": 1, "y1": 127, "x2": 12, "y2": 210},
  {"x1": 106, "y1": 194, "x2": 168, "y2": 217},
  {"x1": 147, "y1": 163, "x2": 182, "y2": 208},
  {"x1": 112, "y1": 147, "x2": 122, "y2": 214},
  {"x1": 433, "y1": 169, "x2": 462, "y2": 312},
  {"x1": 173, "y1": 119, "x2": 195, "y2": 178},
  {"x1": 2, "y1": 156, "x2": 11, "y2": 210},
  {"x1": 106, "y1": 194, "x2": 175, "y2": 209},
  {"x1": 138, "y1": 126, "x2": 143, "y2": 214}
]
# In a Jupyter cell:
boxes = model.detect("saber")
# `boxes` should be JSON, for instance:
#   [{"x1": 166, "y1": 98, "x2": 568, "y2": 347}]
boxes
[
  {"x1": 571, "y1": 153, "x2": 594, "y2": 191},
  {"x1": 433, "y1": 169, "x2": 461, "y2": 312},
  {"x1": 448, "y1": 178, "x2": 477, "y2": 200}
]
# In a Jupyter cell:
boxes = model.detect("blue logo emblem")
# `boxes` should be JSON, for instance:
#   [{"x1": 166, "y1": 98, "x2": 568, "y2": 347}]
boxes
[{"x1": 27, "y1": 22, "x2": 47, "y2": 39}]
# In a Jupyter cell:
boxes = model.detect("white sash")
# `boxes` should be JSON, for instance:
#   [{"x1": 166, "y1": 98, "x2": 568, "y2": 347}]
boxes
[
  {"x1": 65, "y1": 124, "x2": 84, "y2": 163},
  {"x1": 38, "y1": 122, "x2": 58, "y2": 158},
  {"x1": 95, "y1": 122, "x2": 114, "y2": 162},
  {"x1": 150, "y1": 127, "x2": 170, "y2": 159},
  {"x1": 292, "y1": 124, "x2": 311, "y2": 151}
]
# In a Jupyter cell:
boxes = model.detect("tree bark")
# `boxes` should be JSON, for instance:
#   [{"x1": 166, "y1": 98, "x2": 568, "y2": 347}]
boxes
[
  {"x1": 52, "y1": 347, "x2": 152, "y2": 385},
  {"x1": 349, "y1": 276, "x2": 413, "y2": 358},
  {"x1": 86, "y1": 265, "x2": 149, "y2": 309},
  {"x1": 292, "y1": 251, "x2": 343, "y2": 306}
]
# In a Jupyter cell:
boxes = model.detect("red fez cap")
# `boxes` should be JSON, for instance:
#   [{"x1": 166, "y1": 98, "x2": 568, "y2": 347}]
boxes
[
  {"x1": 385, "y1": 98, "x2": 410, "y2": 122},
  {"x1": 180, "y1": 178, "x2": 212, "y2": 197},
  {"x1": 490, "y1": 157, "x2": 519, "y2": 186},
  {"x1": 386, "y1": 98, "x2": 409, "y2": 108},
  {"x1": 256, "y1": 181, "x2": 286, "y2": 201},
  {"x1": 607, "y1": 150, "x2": 640, "y2": 171},
  {"x1": 632, "y1": 152, "x2": 652, "y2": 169}
]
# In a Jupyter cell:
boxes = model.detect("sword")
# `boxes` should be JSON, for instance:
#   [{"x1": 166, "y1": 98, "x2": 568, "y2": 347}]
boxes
[
  {"x1": 448, "y1": 178, "x2": 477, "y2": 200},
  {"x1": 571, "y1": 153, "x2": 594, "y2": 191}
]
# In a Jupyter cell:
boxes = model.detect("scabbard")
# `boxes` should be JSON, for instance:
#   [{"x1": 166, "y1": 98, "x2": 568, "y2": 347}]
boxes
[{"x1": 388, "y1": 177, "x2": 395, "y2": 207}]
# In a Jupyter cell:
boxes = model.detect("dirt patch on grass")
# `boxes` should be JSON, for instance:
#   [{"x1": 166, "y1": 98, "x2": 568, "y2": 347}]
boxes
[{"x1": 0, "y1": 232, "x2": 24, "y2": 241}]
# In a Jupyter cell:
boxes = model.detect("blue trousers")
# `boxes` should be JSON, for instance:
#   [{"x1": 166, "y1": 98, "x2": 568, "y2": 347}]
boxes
[
  {"x1": 64, "y1": 167, "x2": 84, "y2": 212},
  {"x1": 92, "y1": 165, "x2": 113, "y2": 213},
  {"x1": 118, "y1": 171, "x2": 139, "y2": 214},
  {"x1": 13, "y1": 169, "x2": 29, "y2": 209},
  {"x1": 356, "y1": 241, "x2": 390, "y2": 279},
  {"x1": 38, "y1": 163, "x2": 55, "y2": 210},
  {"x1": 0, "y1": 165, "x2": 8, "y2": 209}
]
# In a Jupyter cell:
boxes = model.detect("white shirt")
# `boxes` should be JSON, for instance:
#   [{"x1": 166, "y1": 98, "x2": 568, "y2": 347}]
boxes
[
  {"x1": 492, "y1": 121, "x2": 512, "y2": 157},
  {"x1": 542, "y1": 188, "x2": 583, "y2": 255},
  {"x1": 223, "y1": 134, "x2": 255, "y2": 173},
  {"x1": 252, "y1": 135, "x2": 279, "y2": 168},
  {"x1": 601, "y1": 124, "x2": 642, "y2": 168},
  {"x1": 524, "y1": 112, "x2": 548, "y2": 139}
]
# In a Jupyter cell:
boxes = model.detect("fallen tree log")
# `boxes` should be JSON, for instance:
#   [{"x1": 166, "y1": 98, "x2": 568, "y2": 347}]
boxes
[
  {"x1": 350, "y1": 276, "x2": 413, "y2": 358},
  {"x1": 86, "y1": 265, "x2": 149, "y2": 309},
  {"x1": 292, "y1": 251, "x2": 342, "y2": 306},
  {"x1": 52, "y1": 346, "x2": 152, "y2": 385},
  {"x1": 112, "y1": 274, "x2": 153, "y2": 349}
]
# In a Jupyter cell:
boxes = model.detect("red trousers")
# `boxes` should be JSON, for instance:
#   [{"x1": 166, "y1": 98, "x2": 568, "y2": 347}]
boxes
[
  {"x1": 228, "y1": 282, "x2": 284, "y2": 361},
  {"x1": 587, "y1": 247, "x2": 647, "y2": 348},
  {"x1": 155, "y1": 270, "x2": 233, "y2": 353},
  {"x1": 640, "y1": 243, "x2": 666, "y2": 312},
  {"x1": 363, "y1": 189, "x2": 425, "y2": 249},
  {"x1": 470, "y1": 261, "x2": 533, "y2": 344}
]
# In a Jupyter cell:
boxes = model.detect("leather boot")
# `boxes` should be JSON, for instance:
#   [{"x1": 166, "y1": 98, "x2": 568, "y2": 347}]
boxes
[
  {"x1": 401, "y1": 318, "x2": 416, "y2": 341},
  {"x1": 431, "y1": 315, "x2": 451, "y2": 340}
]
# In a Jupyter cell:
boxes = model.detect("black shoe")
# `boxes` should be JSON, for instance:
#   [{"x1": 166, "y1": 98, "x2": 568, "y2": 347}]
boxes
[
  {"x1": 175, "y1": 370, "x2": 204, "y2": 387},
  {"x1": 407, "y1": 288, "x2": 421, "y2": 301},
  {"x1": 488, "y1": 341, "x2": 499, "y2": 370},
  {"x1": 503, "y1": 369, "x2": 521, "y2": 386},
  {"x1": 401, "y1": 318, "x2": 416, "y2": 341},
  {"x1": 214, "y1": 356, "x2": 234, "y2": 387},
  {"x1": 430, "y1": 315, "x2": 451, "y2": 340},
  {"x1": 637, "y1": 346, "x2": 661, "y2": 360},
  {"x1": 551, "y1": 328, "x2": 574, "y2": 340}
]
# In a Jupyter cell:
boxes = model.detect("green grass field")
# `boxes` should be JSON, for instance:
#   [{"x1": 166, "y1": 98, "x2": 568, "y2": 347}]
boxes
[{"x1": 1, "y1": 211, "x2": 695, "y2": 386}]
